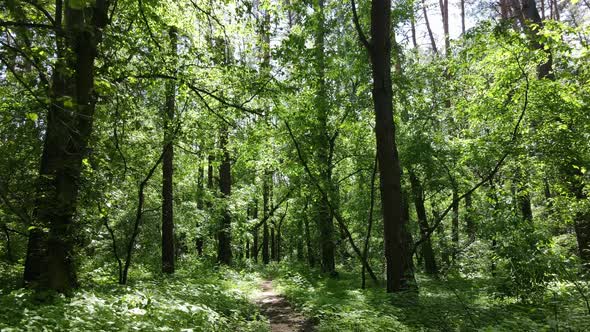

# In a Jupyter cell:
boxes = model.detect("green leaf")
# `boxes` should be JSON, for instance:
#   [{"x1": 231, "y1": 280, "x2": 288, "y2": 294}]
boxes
[{"x1": 26, "y1": 112, "x2": 38, "y2": 121}]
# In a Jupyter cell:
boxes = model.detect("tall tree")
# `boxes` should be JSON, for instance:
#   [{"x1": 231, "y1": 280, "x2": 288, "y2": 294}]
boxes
[
  {"x1": 409, "y1": 171, "x2": 438, "y2": 275},
  {"x1": 314, "y1": 0, "x2": 336, "y2": 275},
  {"x1": 352, "y1": 0, "x2": 406, "y2": 291},
  {"x1": 161, "y1": 26, "x2": 177, "y2": 274},
  {"x1": 23, "y1": 0, "x2": 112, "y2": 292},
  {"x1": 217, "y1": 124, "x2": 232, "y2": 264}
]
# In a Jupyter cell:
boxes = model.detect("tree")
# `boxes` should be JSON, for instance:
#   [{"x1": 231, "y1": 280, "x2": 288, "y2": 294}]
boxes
[
  {"x1": 352, "y1": 0, "x2": 406, "y2": 292},
  {"x1": 23, "y1": 0, "x2": 113, "y2": 292},
  {"x1": 161, "y1": 26, "x2": 177, "y2": 274}
]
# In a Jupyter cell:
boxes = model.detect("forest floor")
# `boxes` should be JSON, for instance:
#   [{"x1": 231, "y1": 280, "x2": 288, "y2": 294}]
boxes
[
  {"x1": 255, "y1": 279, "x2": 314, "y2": 332},
  {"x1": 1, "y1": 260, "x2": 590, "y2": 331}
]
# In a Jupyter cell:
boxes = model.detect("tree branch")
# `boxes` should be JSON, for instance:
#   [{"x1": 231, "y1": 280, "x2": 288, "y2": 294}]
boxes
[
  {"x1": 285, "y1": 120, "x2": 378, "y2": 284},
  {"x1": 350, "y1": 0, "x2": 371, "y2": 51},
  {"x1": 413, "y1": 68, "x2": 530, "y2": 252},
  {"x1": 0, "y1": 20, "x2": 55, "y2": 29}
]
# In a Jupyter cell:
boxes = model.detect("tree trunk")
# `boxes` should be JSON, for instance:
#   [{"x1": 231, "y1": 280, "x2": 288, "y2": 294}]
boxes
[
  {"x1": 196, "y1": 161, "x2": 204, "y2": 256},
  {"x1": 24, "y1": 0, "x2": 111, "y2": 292},
  {"x1": 567, "y1": 168, "x2": 590, "y2": 267},
  {"x1": 297, "y1": 218, "x2": 304, "y2": 261},
  {"x1": 401, "y1": 189, "x2": 417, "y2": 289},
  {"x1": 262, "y1": 171, "x2": 271, "y2": 264},
  {"x1": 121, "y1": 153, "x2": 165, "y2": 284},
  {"x1": 314, "y1": 0, "x2": 336, "y2": 276},
  {"x1": 460, "y1": 0, "x2": 466, "y2": 35},
  {"x1": 303, "y1": 198, "x2": 315, "y2": 267},
  {"x1": 421, "y1": 0, "x2": 438, "y2": 54},
  {"x1": 409, "y1": 172, "x2": 438, "y2": 275},
  {"x1": 217, "y1": 125, "x2": 232, "y2": 265},
  {"x1": 161, "y1": 27, "x2": 177, "y2": 274},
  {"x1": 439, "y1": 0, "x2": 450, "y2": 55},
  {"x1": 451, "y1": 188, "x2": 459, "y2": 259},
  {"x1": 2, "y1": 226, "x2": 13, "y2": 262},
  {"x1": 515, "y1": 0, "x2": 554, "y2": 79},
  {"x1": 270, "y1": 225, "x2": 276, "y2": 261},
  {"x1": 362, "y1": 157, "x2": 377, "y2": 289},
  {"x1": 465, "y1": 192, "x2": 475, "y2": 242},
  {"x1": 355, "y1": 0, "x2": 405, "y2": 292},
  {"x1": 252, "y1": 198, "x2": 259, "y2": 261}
]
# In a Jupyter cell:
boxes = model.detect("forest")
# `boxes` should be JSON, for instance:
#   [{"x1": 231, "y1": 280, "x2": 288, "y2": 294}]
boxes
[{"x1": 0, "y1": 0, "x2": 589, "y2": 331}]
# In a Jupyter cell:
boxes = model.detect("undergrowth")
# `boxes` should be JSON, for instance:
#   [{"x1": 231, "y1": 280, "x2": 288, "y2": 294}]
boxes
[
  {"x1": 0, "y1": 259, "x2": 269, "y2": 331},
  {"x1": 266, "y1": 262, "x2": 590, "y2": 332}
]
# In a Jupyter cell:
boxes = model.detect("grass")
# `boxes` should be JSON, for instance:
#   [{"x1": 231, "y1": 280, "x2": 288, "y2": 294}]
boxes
[
  {"x1": 2, "y1": 259, "x2": 589, "y2": 331},
  {"x1": 0, "y1": 259, "x2": 269, "y2": 332},
  {"x1": 266, "y1": 262, "x2": 590, "y2": 332}
]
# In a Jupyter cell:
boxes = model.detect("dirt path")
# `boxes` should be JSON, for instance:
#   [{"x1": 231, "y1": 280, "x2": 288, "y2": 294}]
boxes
[{"x1": 255, "y1": 280, "x2": 314, "y2": 332}]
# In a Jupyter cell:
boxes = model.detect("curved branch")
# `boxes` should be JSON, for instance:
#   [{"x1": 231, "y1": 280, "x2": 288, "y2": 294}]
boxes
[
  {"x1": 286, "y1": 120, "x2": 378, "y2": 284},
  {"x1": 350, "y1": 0, "x2": 371, "y2": 50},
  {"x1": 413, "y1": 69, "x2": 530, "y2": 252}
]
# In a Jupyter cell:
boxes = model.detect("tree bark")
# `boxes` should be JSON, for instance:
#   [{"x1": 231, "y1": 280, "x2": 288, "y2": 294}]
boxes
[
  {"x1": 362, "y1": 156, "x2": 377, "y2": 289},
  {"x1": 251, "y1": 198, "x2": 259, "y2": 261},
  {"x1": 196, "y1": 161, "x2": 205, "y2": 256},
  {"x1": 121, "y1": 152, "x2": 165, "y2": 284},
  {"x1": 217, "y1": 125, "x2": 232, "y2": 265},
  {"x1": 439, "y1": 0, "x2": 450, "y2": 55},
  {"x1": 451, "y1": 188, "x2": 459, "y2": 258},
  {"x1": 314, "y1": 0, "x2": 336, "y2": 276},
  {"x1": 461, "y1": 0, "x2": 466, "y2": 34},
  {"x1": 161, "y1": 26, "x2": 177, "y2": 274},
  {"x1": 465, "y1": 192, "x2": 475, "y2": 242},
  {"x1": 352, "y1": 0, "x2": 405, "y2": 292},
  {"x1": 514, "y1": 0, "x2": 554, "y2": 79},
  {"x1": 421, "y1": 0, "x2": 438, "y2": 54},
  {"x1": 24, "y1": 0, "x2": 111, "y2": 292},
  {"x1": 409, "y1": 171, "x2": 438, "y2": 275},
  {"x1": 262, "y1": 171, "x2": 271, "y2": 264}
]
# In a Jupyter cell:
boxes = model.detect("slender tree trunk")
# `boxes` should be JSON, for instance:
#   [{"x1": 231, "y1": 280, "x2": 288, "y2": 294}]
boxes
[
  {"x1": 217, "y1": 125, "x2": 232, "y2": 265},
  {"x1": 401, "y1": 190, "x2": 417, "y2": 289},
  {"x1": 297, "y1": 218, "x2": 304, "y2": 261},
  {"x1": 204, "y1": 154, "x2": 214, "y2": 256},
  {"x1": 303, "y1": 198, "x2": 315, "y2": 267},
  {"x1": 270, "y1": 225, "x2": 276, "y2": 261},
  {"x1": 196, "y1": 162, "x2": 204, "y2": 256},
  {"x1": 313, "y1": 0, "x2": 336, "y2": 275},
  {"x1": 409, "y1": 172, "x2": 438, "y2": 275},
  {"x1": 501, "y1": 0, "x2": 510, "y2": 19},
  {"x1": 262, "y1": 171, "x2": 270, "y2": 264},
  {"x1": 161, "y1": 26, "x2": 177, "y2": 274},
  {"x1": 2, "y1": 226, "x2": 13, "y2": 262},
  {"x1": 121, "y1": 153, "x2": 165, "y2": 284},
  {"x1": 439, "y1": 0, "x2": 450, "y2": 54},
  {"x1": 410, "y1": 10, "x2": 418, "y2": 49},
  {"x1": 353, "y1": 0, "x2": 405, "y2": 291},
  {"x1": 460, "y1": 0, "x2": 466, "y2": 34},
  {"x1": 24, "y1": 0, "x2": 111, "y2": 292},
  {"x1": 362, "y1": 157, "x2": 377, "y2": 289},
  {"x1": 252, "y1": 198, "x2": 259, "y2": 261},
  {"x1": 451, "y1": 188, "x2": 459, "y2": 258},
  {"x1": 421, "y1": 0, "x2": 438, "y2": 54},
  {"x1": 465, "y1": 192, "x2": 475, "y2": 242},
  {"x1": 567, "y1": 167, "x2": 590, "y2": 267},
  {"x1": 552, "y1": 0, "x2": 560, "y2": 21}
]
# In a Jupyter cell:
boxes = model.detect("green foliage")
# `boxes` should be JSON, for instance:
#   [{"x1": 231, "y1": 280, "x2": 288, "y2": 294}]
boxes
[
  {"x1": 0, "y1": 260, "x2": 268, "y2": 331},
  {"x1": 269, "y1": 263, "x2": 590, "y2": 331}
]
